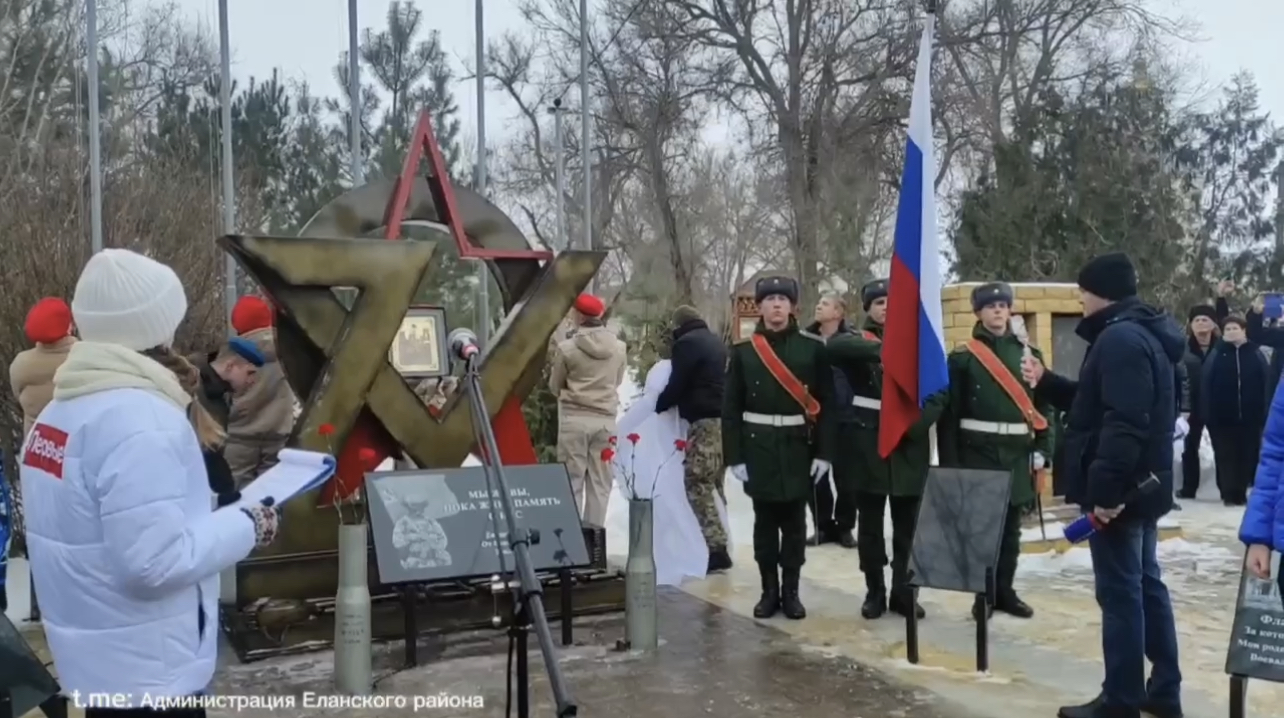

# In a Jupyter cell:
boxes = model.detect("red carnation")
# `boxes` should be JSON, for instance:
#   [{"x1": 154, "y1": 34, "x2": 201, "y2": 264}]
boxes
[
  {"x1": 674, "y1": 439, "x2": 688, "y2": 451},
  {"x1": 608, "y1": 436, "x2": 618, "y2": 445},
  {"x1": 626, "y1": 433, "x2": 641, "y2": 444},
  {"x1": 601, "y1": 447, "x2": 616, "y2": 462},
  {"x1": 318, "y1": 423, "x2": 336, "y2": 437},
  {"x1": 358, "y1": 448, "x2": 378, "y2": 468}
]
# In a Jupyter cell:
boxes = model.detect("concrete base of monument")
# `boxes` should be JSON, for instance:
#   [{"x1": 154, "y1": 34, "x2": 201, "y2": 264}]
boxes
[{"x1": 217, "y1": 569, "x2": 626, "y2": 662}]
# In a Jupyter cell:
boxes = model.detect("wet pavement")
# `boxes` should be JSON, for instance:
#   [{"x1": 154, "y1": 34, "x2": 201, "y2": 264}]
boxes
[{"x1": 17, "y1": 590, "x2": 982, "y2": 718}]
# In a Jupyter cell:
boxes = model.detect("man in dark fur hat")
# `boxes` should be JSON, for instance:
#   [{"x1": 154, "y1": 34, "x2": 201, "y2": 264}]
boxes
[{"x1": 724, "y1": 276, "x2": 835, "y2": 620}]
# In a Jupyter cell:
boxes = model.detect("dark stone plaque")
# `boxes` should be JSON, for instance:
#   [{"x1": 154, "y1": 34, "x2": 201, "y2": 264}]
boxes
[
  {"x1": 907, "y1": 467, "x2": 1011, "y2": 594},
  {"x1": 0, "y1": 611, "x2": 59, "y2": 716},
  {"x1": 1225, "y1": 551, "x2": 1284, "y2": 680},
  {"x1": 365, "y1": 464, "x2": 590, "y2": 584}
]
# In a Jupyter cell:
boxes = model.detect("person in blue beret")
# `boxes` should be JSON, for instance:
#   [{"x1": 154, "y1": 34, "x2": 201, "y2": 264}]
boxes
[{"x1": 191, "y1": 337, "x2": 265, "y2": 506}]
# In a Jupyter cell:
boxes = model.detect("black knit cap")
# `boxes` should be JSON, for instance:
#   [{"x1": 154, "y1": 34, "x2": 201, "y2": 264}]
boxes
[
  {"x1": 1188, "y1": 304, "x2": 1217, "y2": 322},
  {"x1": 861, "y1": 279, "x2": 889, "y2": 311},
  {"x1": 1077, "y1": 252, "x2": 1137, "y2": 301},
  {"x1": 971, "y1": 282, "x2": 1014, "y2": 312},
  {"x1": 755, "y1": 276, "x2": 798, "y2": 304}
]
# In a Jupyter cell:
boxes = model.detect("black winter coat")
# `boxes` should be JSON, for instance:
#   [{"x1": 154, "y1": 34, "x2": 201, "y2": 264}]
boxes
[
  {"x1": 655, "y1": 319, "x2": 727, "y2": 422},
  {"x1": 1035, "y1": 298, "x2": 1184, "y2": 519},
  {"x1": 1200, "y1": 339, "x2": 1270, "y2": 429},
  {"x1": 1178, "y1": 337, "x2": 1215, "y2": 415}
]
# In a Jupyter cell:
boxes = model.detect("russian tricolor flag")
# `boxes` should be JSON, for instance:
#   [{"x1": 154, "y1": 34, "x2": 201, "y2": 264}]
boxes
[{"x1": 879, "y1": 11, "x2": 948, "y2": 459}]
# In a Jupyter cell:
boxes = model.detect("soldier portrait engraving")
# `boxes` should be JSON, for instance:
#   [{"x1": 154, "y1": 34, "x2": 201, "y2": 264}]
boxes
[{"x1": 375, "y1": 473, "x2": 462, "y2": 570}]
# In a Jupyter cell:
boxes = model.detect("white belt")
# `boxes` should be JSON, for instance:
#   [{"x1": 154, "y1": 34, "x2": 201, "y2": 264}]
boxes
[
  {"x1": 742, "y1": 412, "x2": 806, "y2": 427},
  {"x1": 851, "y1": 396, "x2": 881, "y2": 410},
  {"x1": 960, "y1": 418, "x2": 1029, "y2": 436}
]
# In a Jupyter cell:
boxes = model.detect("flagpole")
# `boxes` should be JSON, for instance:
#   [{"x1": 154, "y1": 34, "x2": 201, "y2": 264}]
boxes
[
  {"x1": 475, "y1": 0, "x2": 490, "y2": 345},
  {"x1": 578, "y1": 0, "x2": 591, "y2": 256},
  {"x1": 86, "y1": 0, "x2": 103, "y2": 254},
  {"x1": 218, "y1": 0, "x2": 236, "y2": 328},
  {"x1": 348, "y1": 0, "x2": 362, "y2": 185}
]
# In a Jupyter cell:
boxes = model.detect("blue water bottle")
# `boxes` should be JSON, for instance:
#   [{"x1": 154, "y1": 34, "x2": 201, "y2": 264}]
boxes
[{"x1": 1063, "y1": 474, "x2": 1161, "y2": 544}]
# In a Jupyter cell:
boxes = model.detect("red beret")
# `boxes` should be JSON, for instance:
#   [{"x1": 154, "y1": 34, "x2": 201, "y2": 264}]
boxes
[
  {"x1": 231, "y1": 296, "x2": 274, "y2": 335},
  {"x1": 573, "y1": 293, "x2": 605, "y2": 318},
  {"x1": 25, "y1": 298, "x2": 72, "y2": 345}
]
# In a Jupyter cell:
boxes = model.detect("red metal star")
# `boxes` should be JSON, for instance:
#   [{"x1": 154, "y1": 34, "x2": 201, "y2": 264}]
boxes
[{"x1": 321, "y1": 108, "x2": 548, "y2": 506}]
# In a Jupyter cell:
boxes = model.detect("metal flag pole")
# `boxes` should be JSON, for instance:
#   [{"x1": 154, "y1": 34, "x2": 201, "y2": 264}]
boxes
[
  {"x1": 550, "y1": 100, "x2": 567, "y2": 251},
  {"x1": 86, "y1": 0, "x2": 103, "y2": 254},
  {"x1": 218, "y1": 0, "x2": 236, "y2": 326},
  {"x1": 578, "y1": 0, "x2": 590, "y2": 255},
  {"x1": 333, "y1": 0, "x2": 373, "y2": 698},
  {"x1": 475, "y1": 0, "x2": 491, "y2": 346},
  {"x1": 348, "y1": 0, "x2": 363, "y2": 186}
]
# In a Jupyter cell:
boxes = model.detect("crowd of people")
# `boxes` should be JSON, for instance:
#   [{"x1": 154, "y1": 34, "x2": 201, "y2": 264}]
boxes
[
  {"x1": 9, "y1": 244, "x2": 1284, "y2": 718},
  {"x1": 550, "y1": 252, "x2": 1272, "y2": 718}
]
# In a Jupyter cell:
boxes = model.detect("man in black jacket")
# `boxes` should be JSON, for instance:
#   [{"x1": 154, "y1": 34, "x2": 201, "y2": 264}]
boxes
[
  {"x1": 1022, "y1": 253, "x2": 1183, "y2": 718},
  {"x1": 1175, "y1": 304, "x2": 1218, "y2": 498},
  {"x1": 656, "y1": 305, "x2": 732, "y2": 571}
]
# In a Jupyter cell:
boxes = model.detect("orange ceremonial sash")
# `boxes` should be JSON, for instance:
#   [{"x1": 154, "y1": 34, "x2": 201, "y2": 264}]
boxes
[
  {"x1": 964, "y1": 339, "x2": 1049, "y2": 432},
  {"x1": 750, "y1": 334, "x2": 820, "y2": 423}
]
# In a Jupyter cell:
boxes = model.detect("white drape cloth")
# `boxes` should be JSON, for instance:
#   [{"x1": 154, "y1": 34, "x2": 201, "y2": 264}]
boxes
[{"x1": 606, "y1": 360, "x2": 729, "y2": 586}]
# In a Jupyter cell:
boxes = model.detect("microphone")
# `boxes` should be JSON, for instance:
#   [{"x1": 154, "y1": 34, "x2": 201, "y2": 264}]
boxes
[{"x1": 448, "y1": 327, "x2": 481, "y2": 362}]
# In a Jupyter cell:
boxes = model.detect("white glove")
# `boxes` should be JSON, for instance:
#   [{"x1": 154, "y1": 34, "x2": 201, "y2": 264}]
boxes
[
  {"x1": 730, "y1": 464, "x2": 748, "y2": 483},
  {"x1": 1032, "y1": 452, "x2": 1046, "y2": 471},
  {"x1": 810, "y1": 459, "x2": 832, "y2": 483}
]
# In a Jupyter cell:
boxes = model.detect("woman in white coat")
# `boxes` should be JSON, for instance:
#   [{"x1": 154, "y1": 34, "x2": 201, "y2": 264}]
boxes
[
  {"x1": 609, "y1": 358, "x2": 730, "y2": 585},
  {"x1": 20, "y1": 249, "x2": 281, "y2": 718}
]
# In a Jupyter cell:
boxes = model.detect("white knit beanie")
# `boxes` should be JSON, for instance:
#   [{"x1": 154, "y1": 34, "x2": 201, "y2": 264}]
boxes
[{"x1": 71, "y1": 248, "x2": 188, "y2": 351}]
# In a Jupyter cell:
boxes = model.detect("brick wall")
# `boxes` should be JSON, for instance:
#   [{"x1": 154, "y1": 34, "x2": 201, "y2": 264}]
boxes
[{"x1": 941, "y1": 283, "x2": 1082, "y2": 367}]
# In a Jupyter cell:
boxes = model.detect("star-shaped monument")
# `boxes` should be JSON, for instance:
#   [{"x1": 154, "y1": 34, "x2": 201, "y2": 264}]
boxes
[{"x1": 221, "y1": 108, "x2": 603, "y2": 566}]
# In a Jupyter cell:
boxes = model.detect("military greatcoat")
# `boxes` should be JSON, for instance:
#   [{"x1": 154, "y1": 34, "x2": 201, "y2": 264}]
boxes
[
  {"x1": 723, "y1": 318, "x2": 835, "y2": 503},
  {"x1": 830, "y1": 317, "x2": 945, "y2": 497},
  {"x1": 937, "y1": 323, "x2": 1054, "y2": 507}
]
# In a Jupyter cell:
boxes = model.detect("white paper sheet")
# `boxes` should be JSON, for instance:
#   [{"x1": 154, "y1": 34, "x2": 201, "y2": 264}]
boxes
[{"x1": 234, "y1": 448, "x2": 336, "y2": 508}]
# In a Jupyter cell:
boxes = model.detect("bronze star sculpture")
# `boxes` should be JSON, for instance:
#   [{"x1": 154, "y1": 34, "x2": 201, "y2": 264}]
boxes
[{"x1": 222, "y1": 108, "x2": 603, "y2": 606}]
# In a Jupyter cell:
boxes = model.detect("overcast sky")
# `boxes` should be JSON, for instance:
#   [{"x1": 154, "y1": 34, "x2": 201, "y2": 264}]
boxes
[{"x1": 175, "y1": 0, "x2": 1281, "y2": 155}]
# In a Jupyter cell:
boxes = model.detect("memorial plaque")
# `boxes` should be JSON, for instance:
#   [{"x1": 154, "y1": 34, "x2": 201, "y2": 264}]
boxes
[
  {"x1": 908, "y1": 467, "x2": 1011, "y2": 594},
  {"x1": 365, "y1": 464, "x2": 590, "y2": 584},
  {"x1": 0, "y1": 612, "x2": 59, "y2": 716},
  {"x1": 1225, "y1": 551, "x2": 1284, "y2": 680},
  {"x1": 390, "y1": 305, "x2": 448, "y2": 380}
]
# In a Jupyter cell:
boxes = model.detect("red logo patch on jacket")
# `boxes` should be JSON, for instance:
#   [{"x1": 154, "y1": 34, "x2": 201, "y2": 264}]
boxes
[{"x1": 23, "y1": 422, "x2": 68, "y2": 479}]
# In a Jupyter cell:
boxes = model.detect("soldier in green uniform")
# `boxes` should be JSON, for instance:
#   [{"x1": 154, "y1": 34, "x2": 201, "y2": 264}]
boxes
[
  {"x1": 937, "y1": 282, "x2": 1053, "y2": 621},
  {"x1": 838, "y1": 279, "x2": 946, "y2": 620},
  {"x1": 724, "y1": 276, "x2": 835, "y2": 620}
]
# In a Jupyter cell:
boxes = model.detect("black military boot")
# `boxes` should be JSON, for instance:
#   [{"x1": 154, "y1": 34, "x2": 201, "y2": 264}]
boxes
[
  {"x1": 707, "y1": 546, "x2": 733, "y2": 573},
  {"x1": 753, "y1": 566, "x2": 780, "y2": 619},
  {"x1": 994, "y1": 591, "x2": 1034, "y2": 618},
  {"x1": 836, "y1": 530, "x2": 857, "y2": 549},
  {"x1": 780, "y1": 569, "x2": 806, "y2": 619},
  {"x1": 860, "y1": 572, "x2": 887, "y2": 619},
  {"x1": 889, "y1": 588, "x2": 925, "y2": 619}
]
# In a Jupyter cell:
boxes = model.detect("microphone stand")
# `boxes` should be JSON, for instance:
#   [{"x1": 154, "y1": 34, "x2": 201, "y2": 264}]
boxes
[{"x1": 461, "y1": 353, "x2": 577, "y2": 717}]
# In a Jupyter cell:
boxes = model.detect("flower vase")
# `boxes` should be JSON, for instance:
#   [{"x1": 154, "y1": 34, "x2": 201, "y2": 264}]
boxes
[
  {"x1": 334, "y1": 522, "x2": 372, "y2": 694},
  {"x1": 624, "y1": 498, "x2": 658, "y2": 650}
]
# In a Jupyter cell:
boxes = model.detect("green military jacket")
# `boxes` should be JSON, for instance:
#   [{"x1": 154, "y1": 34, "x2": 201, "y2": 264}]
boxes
[
  {"x1": 827, "y1": 317, "x2": 945, "y2": 497},
  {"x1": 937, "y1": 323, "x2": 1054, "y2": 507},
  {"x1": 723, "y1": 318, "x2": 836, "y2": 503}
]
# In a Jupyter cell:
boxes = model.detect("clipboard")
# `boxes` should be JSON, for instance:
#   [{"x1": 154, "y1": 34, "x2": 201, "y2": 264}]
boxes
[{"x1": 232, "y1": 448, "x2": 336, "y2": 508}]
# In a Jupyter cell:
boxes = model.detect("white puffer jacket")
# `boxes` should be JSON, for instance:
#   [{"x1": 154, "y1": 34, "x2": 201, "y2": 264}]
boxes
[{"x1": 21, "y1": 378, "x2": 256, "y2": 703}]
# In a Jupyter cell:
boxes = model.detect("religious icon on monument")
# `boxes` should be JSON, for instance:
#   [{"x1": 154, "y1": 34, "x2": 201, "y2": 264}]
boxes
[
  {"x1": 376, "y1": 473, "x2": 461, "y2": 570},
  {"x1": 390, "y1": 306, "x2": 448, "y2": 379}
]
